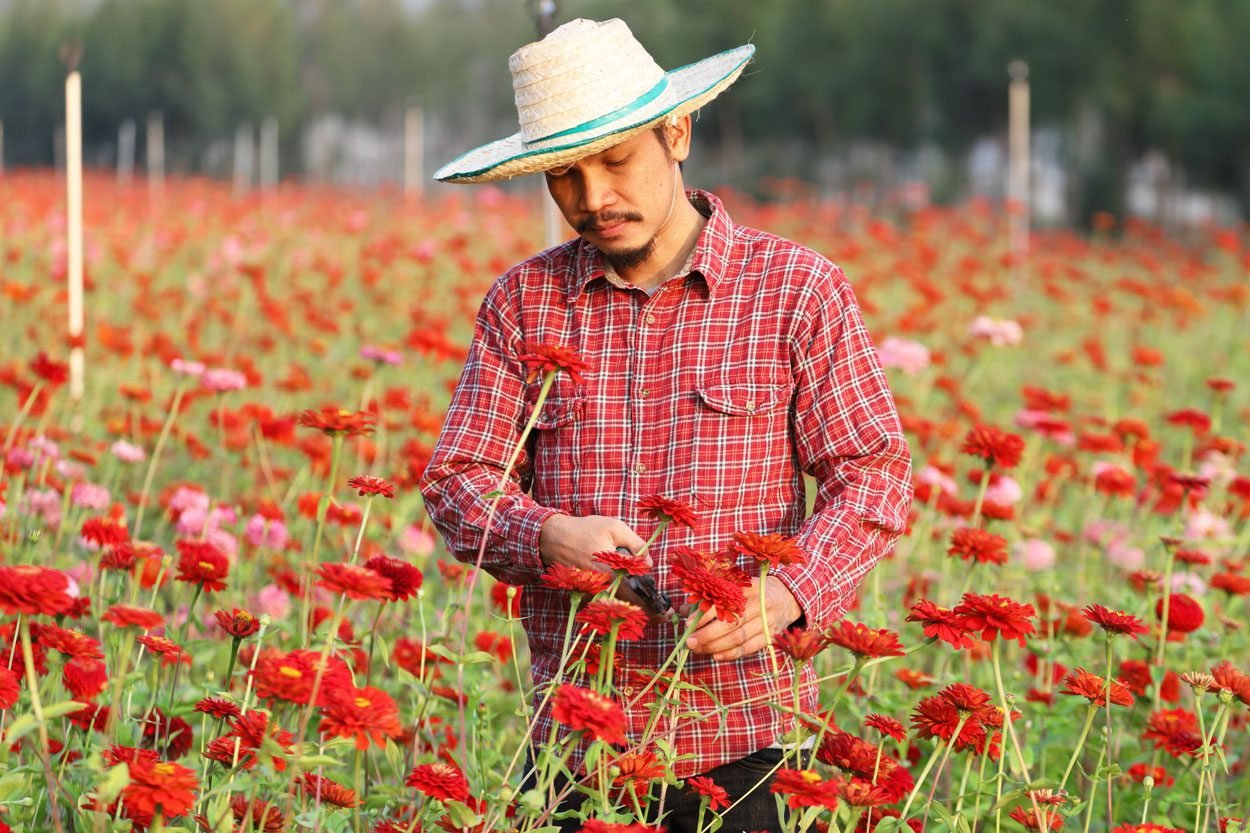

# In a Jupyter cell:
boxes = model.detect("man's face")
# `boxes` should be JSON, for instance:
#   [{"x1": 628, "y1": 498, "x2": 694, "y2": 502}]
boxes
[{"x1": 544, "y1": 120, "x2": 690, "y2": 270}]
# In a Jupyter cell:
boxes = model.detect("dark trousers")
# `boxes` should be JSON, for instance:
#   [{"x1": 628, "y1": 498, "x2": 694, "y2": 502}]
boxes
[{"x1": 523, "y1": 747, "x2": 785, "y2": 833}]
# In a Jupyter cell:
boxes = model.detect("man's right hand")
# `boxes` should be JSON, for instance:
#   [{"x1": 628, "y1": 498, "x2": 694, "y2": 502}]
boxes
[{"x1": 538, "y1": 513, "x2": 663, "y2": 618}]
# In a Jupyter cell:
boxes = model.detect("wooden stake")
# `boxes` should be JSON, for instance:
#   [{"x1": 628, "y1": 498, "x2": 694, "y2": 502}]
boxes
[
  {"x1": 66, "y1": 71, "x2": 85, "y2": 402},
  {"x1": 234, "y1": 122, "x2": 253, "y2": 197},
  {"x1": 117, "y1": 119, "x2": 136, "y2": 182},
  {"x1": 404, "y1": 105, "x2": 424, "y2": 197},
  {"x1": 146, "y1": 112, "x2": 164, "y2": 197},
  {"x1": 260, "y1": 116, "x2": 279, "y2": 190},
  {"x1": 1007, "y1": 60, "x2": 1031, "y2": 261}
]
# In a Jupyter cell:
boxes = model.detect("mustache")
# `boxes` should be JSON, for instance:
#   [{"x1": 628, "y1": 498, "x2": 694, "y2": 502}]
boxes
[{"x1": 576, "y1": 211, "x2": 643, "y2": 233}]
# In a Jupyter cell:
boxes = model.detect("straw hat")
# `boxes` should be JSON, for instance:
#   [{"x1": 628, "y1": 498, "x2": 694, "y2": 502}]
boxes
[{"x1": 433, "y1": 18, "x2": 755, "y2": 184}]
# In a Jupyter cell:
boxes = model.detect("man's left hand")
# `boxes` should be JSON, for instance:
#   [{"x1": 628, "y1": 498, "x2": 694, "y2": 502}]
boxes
[{"x1": 683, "y1": 576, "x2": 802, "y2": 661}]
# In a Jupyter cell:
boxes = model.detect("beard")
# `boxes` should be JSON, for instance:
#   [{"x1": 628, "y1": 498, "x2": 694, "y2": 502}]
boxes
[
  {"x1": 576, "y1": 209, "x2": 657, "y2": 271},
  {"x1": 602, "y1": 234, "x2": 659, "y2": 270}
]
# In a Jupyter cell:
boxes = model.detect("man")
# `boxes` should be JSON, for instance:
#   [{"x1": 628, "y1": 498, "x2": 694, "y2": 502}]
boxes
[{"x1": 419, "y1": 17, "x2": 912, "y2": 832}]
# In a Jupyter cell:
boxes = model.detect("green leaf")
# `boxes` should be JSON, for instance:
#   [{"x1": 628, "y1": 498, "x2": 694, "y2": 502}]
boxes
[
  {"x1": 96, "y1": 763, "x2": 131, "y2": 805},
  {"x1": 297, "y1": 754, "x2": 346, "y2": 768}
]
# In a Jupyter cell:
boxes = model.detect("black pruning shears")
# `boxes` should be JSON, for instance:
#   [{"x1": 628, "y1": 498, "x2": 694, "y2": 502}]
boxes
[{"x1": 618, "y1": 547, "x2": 674, "y2": 618}]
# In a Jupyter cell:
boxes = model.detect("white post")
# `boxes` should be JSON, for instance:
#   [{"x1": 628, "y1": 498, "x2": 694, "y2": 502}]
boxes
[
  {"x1": 543, "y1": 193, "x2": 564, "y2": 250},
  {"x1": 404, "y1": 105, "x2": 424, "y2": 197},
  {"x1": 1007, "y1": 60, "x2": 1031, "y2": 261},
  {"x1": 234, "y1": 122, "x2": 253, "y2": 197},
  {"x1": 146, "y1": 112, "x2": 164, "y2": 197},
  {"x1": 260, "y1": 116, "x2": 279, "y2": 190},
  {"x1": 66, "y1": 71, "x2": 85, "y2": 403},
  {"x1": 0, "y1": 121, "x2": 5, "y2": 174},
  {"x1": 117, "y1": 119, "x2": 136, "y2": 182}
]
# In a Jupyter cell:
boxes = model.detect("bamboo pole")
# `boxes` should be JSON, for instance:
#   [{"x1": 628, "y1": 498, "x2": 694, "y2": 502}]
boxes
[
  {"x1": 117, "y1": 119, "x2": 136, "y2": 182},
  {"x1": 146, "y1": 112, "x2": 164, "y2": 198},
  {"x1": 1007, "y1": 60, "x2": 1031, "y2": 262},
  {"x1": 404, "y1": 105, "x2": 424, "y2": 197},
  {"x1": 66, "y1": 69, "x2": 85, "y2": 404}
]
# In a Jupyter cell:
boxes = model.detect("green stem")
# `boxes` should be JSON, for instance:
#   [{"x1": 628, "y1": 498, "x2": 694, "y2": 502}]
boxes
[
  {"x1": 1059, "y1": 705, "x2": 1098, "y2": 791},
  {"x1": 133, "y1": 383, "x2": 186, "y2": 538}
]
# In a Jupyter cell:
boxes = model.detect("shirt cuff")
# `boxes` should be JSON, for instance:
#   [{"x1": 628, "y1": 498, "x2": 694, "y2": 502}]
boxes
[{"x1": 503, "y1": 502, "x2": 564, "y2": 584}]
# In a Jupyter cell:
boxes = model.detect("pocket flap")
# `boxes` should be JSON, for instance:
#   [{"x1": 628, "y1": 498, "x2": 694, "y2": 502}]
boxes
[{"x1": 696, "y1": 383, "x2": 791, "y2": 416}]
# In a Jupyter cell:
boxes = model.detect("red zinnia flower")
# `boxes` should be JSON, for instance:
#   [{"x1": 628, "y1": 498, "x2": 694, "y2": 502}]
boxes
[
  {"x1": 298, "y1": 407, "x2": 376, "y2": 437},
  {"x1": 1156, "y1": 593, "x2": 1204, "y2": 633},
  {"x1": 671, "y1": 549, "x2": 750, "y2": 622},
  {"x1": 593, "y1": 550, "x2": 650, "y2": 576},
  {"x1": 319, "y1": 684, "x2": 404, "y2": 750},
  {"x1": 578, "y1": 599, "x2": 650, "y2": 642},
  {"x1": 960, "y1": 424, "x2": 1025, "y2": 469},
  {"x1": 551, "y1": 684, "x2": 628, "y2": 744},
  {"x1": 864, "y1": 713, "x2": 907, "y2": 743},
  {"x1": 687, "y1": 776, "x2": 730, "y2": 811},
  {"x1": 214, "y1": 608, "x2": 261, "y2": 638},
  {"x1": 1210, "y1": 661, "x2": 1250, "y2": 705},
  {"x1": 316, "y1": 562, "x2": 392, "y2": 601},
  {"x1": 954, "y1": 593, "x2": 1036, "y2": 646},
  {"x1": 63, "y1": 657, "x2": 108, "y2": 700},
  {"x1": 1082, "y1": 604, "x2": 1149, "y2": 639},
  {"x1": 1110, "y1": 824, "x2": 1184, "y2": 833},
  {"x1": 224, "y1": 710, "x2": 295, "y2": 771},
  {"x1": 1127, "y1": 763, "x2": 1173, "y2": 787},
  {"x1": 138, "y1": 634, "x2": 190, "y2": 667},
  {"x1": 910, "y1": 696, "x2": 989, "y2": 753},
  {"x1": 346, "y1": 474, "x2": 396, "y2": 498},
  {"x1": 300, "y1": 773, "x2": 359, "y2": 808},
  {"x1": 612, "y1": 750, "x2": 666, "y2": 800},
  {"x1": 947, "y1": 527, "x2": 1008, "y2": 565},
  {"x1": 1143, "y1": 708, "x2": 1203, "y2": 758},
  {"x1": 517, "y1": 342, "x2": 591, "y2": 384},
  {"x1": 252, "y1": 649, "x2": 353, "y2": 706},
  {"x1": 1094, "y1": 466, "x2": 1137, "y2": 498},
  {"x1": 405, "y1": 761, "x2": 470, "y2": 804},
  {"x1": 770, "y1": 768, "x2": 840, "y2": 810},
  {"x1": 638, "y1": 495, "x2": 700, "y2": 530},
  {"x1": 31, "y1": 352, "x2": 70, "y2": 386},
  {"x1": 1211, "y1": 572, "x2": 1250, "y2": 596},
  {"x1": 81, "y1": 517, "x2": 130, "y2": 548},
  {"x1": 939, "y1": 682, "x2": 995, "y2": 715},
  {"x1": 0, "y1": 667, "x2": 20, "y2": 709},
  {"x1": 540, "y1": 564, "x2": 612, "y2": 596},
  {"x1": 1010, "y1": 805, "x2": 1066, "y2": 832},
  {"x1": 362, "y1": 555, "x2": 423, "y2": 602},
  {"x1": 774, "y1": 626, "x2": 834, "y2": 662},
  {"x1": 122, "y1": 758, "x2": 199, "y2": 821},
  {"x1": 907, "y1": 599, "x2": 975, "y2": 649},
  {"x1": 1061, "y1": 668, "x2": 1135, "y2": 707},
  {"x1": 827, "y1": 621, "x2": 906, "y2": 658},
  {"x1": 174, "y1": 539, "x2": 230, "y2": 592},
  {"x1": 727, "y1": 531, "x2": 807, "y2": 568},
  {"x1": 0, "y1": 565, "x2": 75, "y2": 617},
  {"x1": 103, "y1": 604, "x2": 164, "y2": 631},
  {"x1": 193, "y1": 697, "x2": 242, "y2": 721}
]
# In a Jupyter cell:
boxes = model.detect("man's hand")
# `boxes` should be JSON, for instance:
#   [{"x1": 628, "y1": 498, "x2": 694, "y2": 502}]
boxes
[
  {"x1": 684, "y1": 576, "x2": 802, "y2": 661},
  {"x1": 538, "y1": 514, "x2": 663, "y2": 617}
]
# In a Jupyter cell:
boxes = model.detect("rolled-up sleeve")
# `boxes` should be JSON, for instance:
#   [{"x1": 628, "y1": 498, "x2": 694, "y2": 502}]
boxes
[
  {"x1": 772, "y1": 265, "x2": 913, "y2": 627},
  {"x1": 418, "y1": 278, "x2": 561, "y2": 586}
]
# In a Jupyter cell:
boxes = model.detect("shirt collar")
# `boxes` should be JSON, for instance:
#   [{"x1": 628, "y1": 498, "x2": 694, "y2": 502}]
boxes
[{"x1": 568, "y1": 188, "x2": 733, "y2": 302}]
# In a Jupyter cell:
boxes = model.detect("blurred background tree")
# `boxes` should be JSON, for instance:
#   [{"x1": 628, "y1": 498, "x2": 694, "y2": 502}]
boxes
[{"x1": 0, "y1": 0, "x2": 1246, "y2": 222}]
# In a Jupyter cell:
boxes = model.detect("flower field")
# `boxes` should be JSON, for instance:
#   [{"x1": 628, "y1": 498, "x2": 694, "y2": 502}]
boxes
[{"x1": 1, "y1": 169, "x2": 1249, "y2": 833}]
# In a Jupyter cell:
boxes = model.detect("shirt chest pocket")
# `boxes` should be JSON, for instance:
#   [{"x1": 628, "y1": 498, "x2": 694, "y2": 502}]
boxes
[
  {"x1": 692, "y1": 380, "x2": 793, "y2": 508},
  {"x1": 523, "y1": 390, "x2": 584, "y2": 507}
]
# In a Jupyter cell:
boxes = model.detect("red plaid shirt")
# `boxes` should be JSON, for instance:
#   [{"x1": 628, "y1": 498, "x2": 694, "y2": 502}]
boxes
[{"x1": 420, "y1": 190, "x2": 912, "y2": 779}]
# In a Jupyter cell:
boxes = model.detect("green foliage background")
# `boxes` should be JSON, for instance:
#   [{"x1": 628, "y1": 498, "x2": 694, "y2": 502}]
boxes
[{"x1": 2, "y1": 0, "x2": 1248, "y2": 218}]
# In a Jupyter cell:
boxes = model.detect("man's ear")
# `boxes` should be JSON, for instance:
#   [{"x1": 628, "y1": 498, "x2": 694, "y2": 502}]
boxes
[{"x1": 670, "y1": 113, "x2": 693, "y2": 163}]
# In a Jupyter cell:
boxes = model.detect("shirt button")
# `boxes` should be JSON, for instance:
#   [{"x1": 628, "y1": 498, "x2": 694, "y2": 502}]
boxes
[
  {"x1": 745, "y1": 400, "x2": 757, "y2": 413},
  {"x1": 645, "y1": 313, "x2": 656, "y2": 325},
  {"x1": 634, "y1": 463, "x2": 647, "y2": 474},
  {"x1": 638, "y1": 388, "x2": 650, "y2": 399},
  {"x1": 622, "y1": 685, "x2": 634, "y2": 696}
]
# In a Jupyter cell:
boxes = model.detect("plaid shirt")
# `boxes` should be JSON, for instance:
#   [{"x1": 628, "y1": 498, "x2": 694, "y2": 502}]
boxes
[{"x1": 420, "y1": 190, "x2": 912, "y2": 779}]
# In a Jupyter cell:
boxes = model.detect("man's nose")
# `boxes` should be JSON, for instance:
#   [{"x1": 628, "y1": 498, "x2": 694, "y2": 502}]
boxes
[{"x1": 579, "y1": 169, "x2": 616, "y2": 214}]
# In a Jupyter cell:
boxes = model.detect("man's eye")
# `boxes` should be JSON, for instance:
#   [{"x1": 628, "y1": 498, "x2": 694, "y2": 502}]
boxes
[{"x1": 606, "y1": 158, "x2": 628, "y2": 168}]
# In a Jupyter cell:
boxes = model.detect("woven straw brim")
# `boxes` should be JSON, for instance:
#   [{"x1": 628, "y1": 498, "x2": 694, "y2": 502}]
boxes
[{"x1": 434, "y1": 44, "x2": 755, "y2": 184}]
